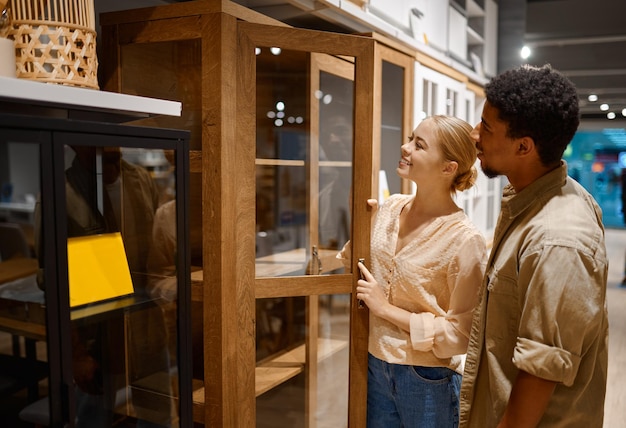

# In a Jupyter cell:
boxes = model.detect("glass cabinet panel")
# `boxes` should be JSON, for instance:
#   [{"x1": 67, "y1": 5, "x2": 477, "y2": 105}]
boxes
[
  {"x1": 254, "y1": 47, "x2": 354, "y2": 427},
  {"x1": 0, "y1": 116, "x2": 190, "y2": 427},
  {"x1": 117, "y1": 36, "x2": 205, "y2": 400},
  {"x1": 0, "y1": 132, "x2": 49, "y2": 427},
  {"x1": 255, "y1": 49, "x2": 354, "y2": 277},
  {"x1": 61, "y1": 142, "x2": 182, "y2": 427},
  {"x1": 380, "y1": 61, "x2": 406, "y2": 197}
]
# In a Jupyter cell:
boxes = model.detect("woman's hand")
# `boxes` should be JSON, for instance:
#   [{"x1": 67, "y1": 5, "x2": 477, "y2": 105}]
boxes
[{"x1": 356, "y1": 261, "x2": 389, "y2": 317}]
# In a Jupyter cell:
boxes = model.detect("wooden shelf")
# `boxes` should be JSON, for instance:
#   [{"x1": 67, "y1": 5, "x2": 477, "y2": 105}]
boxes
[
  {"x1": 190, "y1": 248, "x2": 345, "y2": 284},
  {"x1": 191, "y1": 337, "x2": 348, "y2": 422}
]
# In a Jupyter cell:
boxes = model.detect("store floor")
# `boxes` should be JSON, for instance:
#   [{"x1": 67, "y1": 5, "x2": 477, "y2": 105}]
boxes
[
  {"x1": 1, "y1": 228, "x2": 625, "y2": 427},
  {"x1": 602, "y1": 226, "x2": 626, "y2": 428}
]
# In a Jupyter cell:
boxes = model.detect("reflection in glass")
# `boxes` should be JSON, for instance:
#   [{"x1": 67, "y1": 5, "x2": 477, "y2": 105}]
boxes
[
  {"x1": 319, "y1": 71, "x2": 353, "y2": 254},
  {"x1": 255, "y1": 48, "x2": 353, "y2": 427},
  {"x1": 0, "y1": 139, "x2": 48, "y2": 427},
  {"x1": 380, "y1": 61, "x2": 405, "y2": 197},
  {"x1": 121, "y1": 40, "x2": 202, "y2": 151},
  {"x1": 256, "y1": 294, "x2": 350, "y2": 428},
  {"x1": 120, "y1": 38, "x2": 205, "y2": 390},
  {"x1": 64, "y1": 145, "x2": 179, "y2": 427}
]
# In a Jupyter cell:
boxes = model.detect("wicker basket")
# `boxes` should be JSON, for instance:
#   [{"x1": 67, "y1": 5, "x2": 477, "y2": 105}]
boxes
[{"x1": 8, "y1": 0, "x2": 98, "y2": 89}]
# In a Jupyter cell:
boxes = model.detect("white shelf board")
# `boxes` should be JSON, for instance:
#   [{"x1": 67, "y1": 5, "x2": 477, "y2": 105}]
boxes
[{"x1": 0, "y1": 76, "x2": 182, "y2": 117}]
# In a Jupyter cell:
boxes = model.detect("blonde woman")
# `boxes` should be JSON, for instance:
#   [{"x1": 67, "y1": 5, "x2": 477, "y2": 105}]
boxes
[{"x1": 345, "y1": 115, "x2": 487, "y2": 427}]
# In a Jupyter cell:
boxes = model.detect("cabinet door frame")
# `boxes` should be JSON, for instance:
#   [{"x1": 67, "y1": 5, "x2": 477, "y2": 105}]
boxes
[{"x1": 237, "y1": 22, "x2": 375, "y2": 427}]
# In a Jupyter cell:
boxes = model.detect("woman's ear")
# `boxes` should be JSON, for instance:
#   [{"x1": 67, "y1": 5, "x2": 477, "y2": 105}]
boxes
[{"x1": 443, "y1": 160, "x2": 458, "y2": 176}]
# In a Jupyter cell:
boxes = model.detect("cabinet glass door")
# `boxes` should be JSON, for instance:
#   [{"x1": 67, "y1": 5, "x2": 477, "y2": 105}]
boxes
[
  {"x1": 0, "y1": 129, "x2": 51, "y2": 426},
  {"x1": 374, "y1": 42, "x2": 415, "y2": 198},
  {"x1": 239, "y1": 23, "x2": 375, "y2": 427},
  {"x1": 254, "y1": 49, "x2": 354, "y2": 427},
  {"x1": 56, "y1": 131, "x2": 190, "y2": 428}
]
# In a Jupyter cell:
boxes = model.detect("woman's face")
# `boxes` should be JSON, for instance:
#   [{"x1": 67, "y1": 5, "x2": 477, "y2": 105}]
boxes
[{"x1": 397, "y1": 119, "x2": 447, "y2": 185}]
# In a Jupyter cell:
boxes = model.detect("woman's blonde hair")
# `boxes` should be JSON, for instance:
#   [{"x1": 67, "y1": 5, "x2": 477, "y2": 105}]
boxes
[{"x1": 427, "y1": 115, "x2": 478, "y2": 193}]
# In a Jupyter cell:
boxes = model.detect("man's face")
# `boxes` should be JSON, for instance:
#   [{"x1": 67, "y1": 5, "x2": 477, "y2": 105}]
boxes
[{"x1": 471, "y1": 102, "x2": 518, "y2": 178}]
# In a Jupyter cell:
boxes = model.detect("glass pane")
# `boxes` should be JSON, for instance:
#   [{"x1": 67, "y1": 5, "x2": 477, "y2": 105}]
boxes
[
  {"x1": 255, "y1": 47, "x2": 353, "y2": 427},
  {"x1": 255, "y1": 49, "x2": 354, "y2": 277},
  {"x1": 319, "y1": 71, "x2": 353, "y2": 254},
  {"x1": 0, "y1": 138, "x2": 49, "y2": 427},
  {"x1": 380, "y1": 61, "x2": 405, "y2": 196},
  {"x1": 255, "y1": 49, "x2": 309, "y2": 278},
  {"x1": 256, "y1": 293, "x2": 350, "y2": 427},
  {"x1": 119, "y1": 37, "x2": 205, "y2": 395},
  {"x1": 64, "y1": 144, "x2": 180, "y2": 427},
  {"x1": 120, "y1": 40, "x2": 202, "y2": 151}
]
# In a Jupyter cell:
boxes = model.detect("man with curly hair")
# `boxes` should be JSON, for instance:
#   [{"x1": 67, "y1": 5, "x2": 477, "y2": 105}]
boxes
[{"x1": 459, "y1": 64, "x2": 609, "y2": 427}]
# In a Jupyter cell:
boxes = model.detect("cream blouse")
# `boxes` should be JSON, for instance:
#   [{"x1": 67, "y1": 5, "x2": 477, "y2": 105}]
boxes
[{"x1": 363, "y1": 194, "x2": 486, "y2": 374}]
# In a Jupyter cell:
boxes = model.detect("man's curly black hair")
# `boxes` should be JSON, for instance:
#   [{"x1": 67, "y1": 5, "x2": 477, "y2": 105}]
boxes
[{"x1": 485, "y1": 64, "x2": 580, "y2": 167}]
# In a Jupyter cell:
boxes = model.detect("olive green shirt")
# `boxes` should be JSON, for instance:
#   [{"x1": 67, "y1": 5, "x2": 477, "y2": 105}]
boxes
[{"x1": 460, "y1": 162, "x2": 609, "y2": 427}]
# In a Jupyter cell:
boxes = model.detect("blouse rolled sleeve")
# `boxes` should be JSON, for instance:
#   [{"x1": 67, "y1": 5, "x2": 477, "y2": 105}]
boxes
[{"x1": 409, "y1": 234, "x2": 486, "y2": 358}]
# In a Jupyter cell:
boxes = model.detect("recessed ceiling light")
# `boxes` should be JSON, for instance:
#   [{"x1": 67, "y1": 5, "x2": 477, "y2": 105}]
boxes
[
  {"x1": 601, "y1": 103, "x2": 609, "y2": 111},
  {"x1": 520, "y1": 46, "x2": 531, "y2": 59},
  {"x1": 607, "y1": 112, "x2": 616, "y2": 119},
  {"x1": 588, "y1": 94, "x2": 598, "y2": 102}
]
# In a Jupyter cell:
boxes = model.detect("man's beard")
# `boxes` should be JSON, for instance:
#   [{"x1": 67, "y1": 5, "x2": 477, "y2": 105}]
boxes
[{"x1": 480, "y1": 164, "x2": 500, "y2": 179}]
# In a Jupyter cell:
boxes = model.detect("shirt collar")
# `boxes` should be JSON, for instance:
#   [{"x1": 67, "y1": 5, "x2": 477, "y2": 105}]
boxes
[{"x1": 501, "y1": 161, "x2": 568, "y2": 219}]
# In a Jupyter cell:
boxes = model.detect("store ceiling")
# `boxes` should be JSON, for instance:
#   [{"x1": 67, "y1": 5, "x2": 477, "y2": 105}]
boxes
[
  {"x1": 525, "y1": 0, "x2": 626, "y2": 120},
  {"x1": 231, "y1": 0, "x2": 626, "y2": 120},
  {"x1": 98, "y1": 0, "x2": 626, "y2": 120}
]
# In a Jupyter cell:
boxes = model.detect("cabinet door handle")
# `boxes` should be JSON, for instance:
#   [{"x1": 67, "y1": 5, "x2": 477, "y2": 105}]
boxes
[{"x1": 306, "y1": 245, "x2": 322, "y2": 275}]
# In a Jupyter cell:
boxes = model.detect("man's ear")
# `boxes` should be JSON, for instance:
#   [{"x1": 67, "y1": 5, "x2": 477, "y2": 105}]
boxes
[{"x1": 516, "y1": 136, "x2": 535, "y2": 156}]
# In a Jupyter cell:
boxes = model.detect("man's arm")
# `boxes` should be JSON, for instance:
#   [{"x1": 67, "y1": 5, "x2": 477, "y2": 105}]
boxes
[{"x1": 497, "y1": 370, "x2": 557, "y2": 428}]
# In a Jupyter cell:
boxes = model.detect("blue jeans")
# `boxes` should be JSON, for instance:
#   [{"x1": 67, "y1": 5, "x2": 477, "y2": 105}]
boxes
[{"x1": 367, "y1": 353, "x2": 461, "y2": 428}]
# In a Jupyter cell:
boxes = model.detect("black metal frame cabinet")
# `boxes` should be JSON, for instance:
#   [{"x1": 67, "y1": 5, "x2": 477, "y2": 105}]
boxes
[{"x1": 0, "y1": 113, "x2": 191, "y2": 428}]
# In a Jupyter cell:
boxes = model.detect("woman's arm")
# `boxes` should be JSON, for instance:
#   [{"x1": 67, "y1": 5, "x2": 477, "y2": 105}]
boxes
[{"x1": 357, "y1": 233, "x2": 486, "y2": 357}]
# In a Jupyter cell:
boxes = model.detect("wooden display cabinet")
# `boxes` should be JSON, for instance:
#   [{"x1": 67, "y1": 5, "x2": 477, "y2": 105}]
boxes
[{"x1": 101, "y1": 1, "x2": 416, "y2": 426}]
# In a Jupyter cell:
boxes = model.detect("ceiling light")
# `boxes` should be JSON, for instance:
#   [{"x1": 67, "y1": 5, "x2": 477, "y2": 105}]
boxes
[
  {"x1": 255, "y1": 48, "x2": 261, "y2": 55},
  {"x1": 600, "y1": 103, "x2": 609, "y2": 111},
  {"x1": 622, "y1": 108, "x2": 626, "y2": 117},
  {"x1": 520, "y1": 45, "x2": 531, "y2": 59},
  {"x1": 270, "y1": 47, "x2": 281, "y2": 55},
  {"x1": 607, "y1": 112, "x2": 616, "y2": 119},
  {"x1": 588, "y1": 94, "x2": 598, "y2": 102}
]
